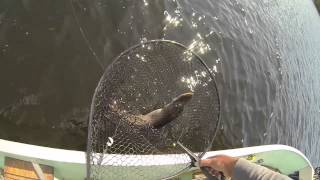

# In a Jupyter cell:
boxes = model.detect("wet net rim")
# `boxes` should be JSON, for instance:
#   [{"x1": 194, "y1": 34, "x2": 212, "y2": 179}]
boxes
[{"x1": 86, "y1": 39, "x2": 221, "y2": 177}]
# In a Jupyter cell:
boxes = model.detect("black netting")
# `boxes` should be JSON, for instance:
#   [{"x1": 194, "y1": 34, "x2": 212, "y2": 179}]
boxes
[{"x1": 87, "y1": 40, "x2": 220, "y2": 179}]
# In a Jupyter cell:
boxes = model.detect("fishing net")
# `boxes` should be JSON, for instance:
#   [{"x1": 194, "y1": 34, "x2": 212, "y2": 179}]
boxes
[
  {"x1": 87, "y1": 40, "x2": 220, "y2": 180},
  {"x1": 314, "y1": 167, "x2": 320, "y2": 180}
]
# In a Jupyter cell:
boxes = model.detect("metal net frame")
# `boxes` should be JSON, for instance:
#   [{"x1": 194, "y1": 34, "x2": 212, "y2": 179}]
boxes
[{"x1": 87, "y1": 40, "x2": 220, "y2": 180}]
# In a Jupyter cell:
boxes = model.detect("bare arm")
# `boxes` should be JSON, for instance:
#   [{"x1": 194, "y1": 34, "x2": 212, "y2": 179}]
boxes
[{"x1": 200, "y1": 155, "x2": 292, "y2": 180}]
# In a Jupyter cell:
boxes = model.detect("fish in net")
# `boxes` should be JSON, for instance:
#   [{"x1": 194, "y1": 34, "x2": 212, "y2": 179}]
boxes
[{"x1": 87, "y1": 40, "x2": 220, "y2": 179}]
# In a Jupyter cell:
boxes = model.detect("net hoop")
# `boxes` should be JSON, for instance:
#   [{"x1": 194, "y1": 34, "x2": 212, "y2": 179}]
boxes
[{"x1": 86, "y1": 39, "x2": 221, "y2": 179}]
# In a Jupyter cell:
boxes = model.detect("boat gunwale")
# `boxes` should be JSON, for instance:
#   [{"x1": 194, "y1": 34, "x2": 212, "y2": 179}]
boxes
[{"x1": 0, "y1": 139, "x2": 313, "y2": 168}]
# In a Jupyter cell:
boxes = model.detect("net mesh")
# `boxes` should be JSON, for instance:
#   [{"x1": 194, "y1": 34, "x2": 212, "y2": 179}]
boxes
[{"x1": 87, "y1": 40, "x2": 220, "y2": 180}]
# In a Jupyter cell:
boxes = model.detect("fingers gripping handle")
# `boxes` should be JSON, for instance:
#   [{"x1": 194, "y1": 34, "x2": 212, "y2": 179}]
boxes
[
  {"x1": 200, "y1": 166, "x2": 225, "y2": 180},
  {"x1": 200, "y1": 166, "x2": 216, "y2": 180}
]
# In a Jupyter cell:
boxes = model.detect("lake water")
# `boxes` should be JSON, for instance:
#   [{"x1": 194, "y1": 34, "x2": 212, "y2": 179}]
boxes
[{"x1": 0, "y1": 0, "x2": 319, "y2": 166}]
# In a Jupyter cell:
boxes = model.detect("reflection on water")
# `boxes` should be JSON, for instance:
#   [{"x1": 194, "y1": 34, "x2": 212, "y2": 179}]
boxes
[
  {"x1": 187, "y1": 33, "x2": 211, "y2": 55},
  {"x1": 0, "y1": 0, "x2": 320, "y2": 165}
]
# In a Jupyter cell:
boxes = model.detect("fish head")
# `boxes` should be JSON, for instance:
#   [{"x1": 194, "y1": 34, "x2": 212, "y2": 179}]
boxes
[
  {"x1": 165, "y1": 92, "x2": 193, "y2": 115},
  {"x1": 145, "y1": 92, "x2": 193, "y2": 129},
  {"x1": 171, "y1": 92, "x2": 193, "y2": 108}
]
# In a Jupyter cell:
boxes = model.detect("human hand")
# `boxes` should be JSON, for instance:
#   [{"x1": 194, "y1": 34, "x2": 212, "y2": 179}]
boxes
[{"x1": 200, "y1": 155, "x2": 239, "y2": 178}]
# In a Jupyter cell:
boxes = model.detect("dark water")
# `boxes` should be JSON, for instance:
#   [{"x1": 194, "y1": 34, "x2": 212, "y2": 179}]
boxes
[{"x1": 0, "y1": 0, "x2": 319, "y2": 166}]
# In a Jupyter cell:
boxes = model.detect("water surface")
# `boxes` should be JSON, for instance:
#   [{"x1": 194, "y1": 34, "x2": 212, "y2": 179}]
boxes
[{"x1": 0, "y1": 0, "x2": 319, "y2": 166}]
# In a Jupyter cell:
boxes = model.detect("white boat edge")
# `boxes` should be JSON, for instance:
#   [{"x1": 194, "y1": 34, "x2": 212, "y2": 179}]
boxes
[
  {"x1": 0, "y1": 139, "x2": 313, "y2": 166},
  {"x1": 0, "y1": 139, "x2": 314, "y2": 179}
]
